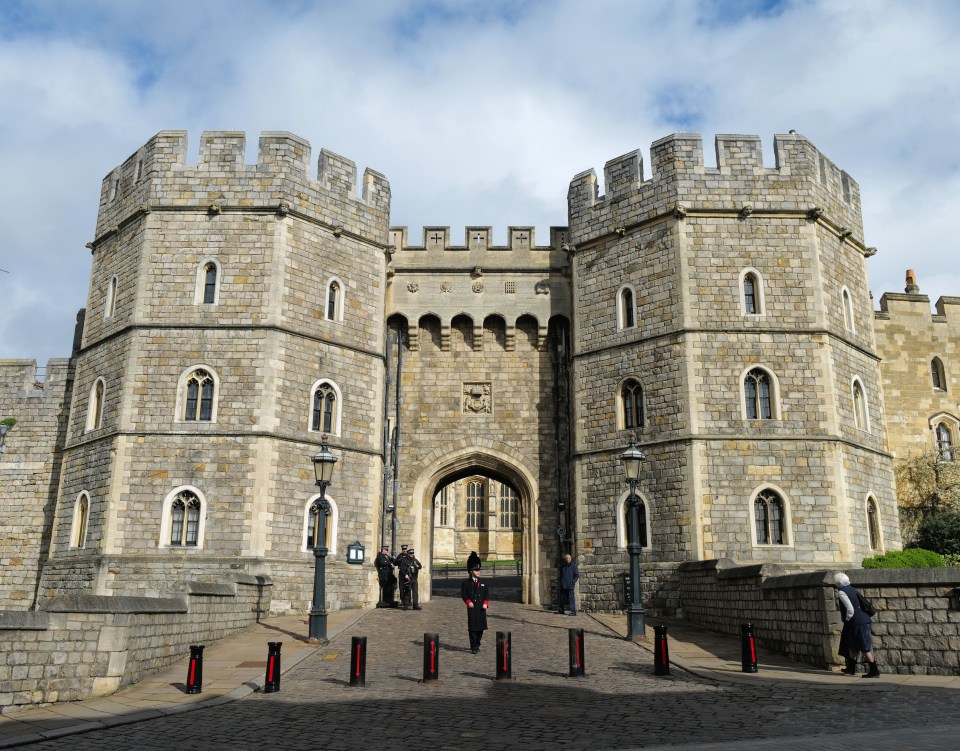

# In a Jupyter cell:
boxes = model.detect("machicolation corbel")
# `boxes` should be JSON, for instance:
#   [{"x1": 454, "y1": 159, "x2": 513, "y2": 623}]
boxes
[
  {"x1": 139, "y1": 203, "x2": 151, "y2": 215},
  {"x1": 864, "y1": 247, "x2": 877, "y2": 258},
  {"x1": 739, "y1": 204, "x2": 753, "y2": 219},
  {"x1": 673, "y1": 204, "x2": 688, "y2": 220},
  {"x1": 472, "y1": 267, "x2": 483, "y2": 278},
  {"x1": 208, "y1": 204, "x2": 221, "y2": 215},
  {"x1": 807, "y1": 207, "x2": 824, "y2": 221},
  {"x1": 838, "y1": 227, "x2": 853, "y2": 242},
  {"x1": 332, "y1": 226, "x2": 344, "y2": 238},
  {"x1": 614, "y1": 226, "x2": 626, "y2": 237},
  {"x1": 277, "y1": 202, "x2": 290, "y2": 217}
]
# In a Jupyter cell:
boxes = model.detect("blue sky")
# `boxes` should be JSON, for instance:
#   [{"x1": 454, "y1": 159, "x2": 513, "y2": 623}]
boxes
[{"x1": 2, "y1": 0, "x2": 960, "y2": 368}]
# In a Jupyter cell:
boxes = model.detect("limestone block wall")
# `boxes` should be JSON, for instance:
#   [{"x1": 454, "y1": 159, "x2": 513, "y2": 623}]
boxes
[
  {"x1": 677, "y1": 560, "x2": 960, "y2": 674},
  {"x1": 875, "y1": 292, "x2": 960, "y2": 460},
  {"x1": 0, "y1": 359, "x2": 73, "y2": 609},
  {"x1": 0, "y1": 575, "x2": 271, "y2": 712}
]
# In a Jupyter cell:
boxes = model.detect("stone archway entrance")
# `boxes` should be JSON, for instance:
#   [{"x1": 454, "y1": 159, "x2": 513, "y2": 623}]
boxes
[{"x1": 409, "y1": 446, "x2": 541, "y2": 605}]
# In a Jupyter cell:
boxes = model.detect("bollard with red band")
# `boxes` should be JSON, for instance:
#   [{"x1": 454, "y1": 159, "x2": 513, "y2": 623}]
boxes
[
  {"x1": 185, "y1": 645, "x2": 204, "y2": 694},
  {"x1": 263, "y1": 641, "x2": 282, "y2": 693},
  {"x1": 740, "y1": 623, "x2": 758, "y2": 673},
  {"x1": 654, "y1": 625, "x2": 670, "y2": 676},
  {"x1": 495, "y1": 631, "x2": 512, "y2": 680},
  {"x1": 568, "y1": 627, "x2": 585, "y2": 677},
  {"x1": 422, "y1": 632, "x2": 440, "y2": 684},
  {"x1": 349, "y1": 636, "x2": 367, "y2": 687}
]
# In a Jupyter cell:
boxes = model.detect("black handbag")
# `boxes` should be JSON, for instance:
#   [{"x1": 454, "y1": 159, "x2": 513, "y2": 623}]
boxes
[{"x1": 859, "y1": 594, "x2": 877, "y2": 617}]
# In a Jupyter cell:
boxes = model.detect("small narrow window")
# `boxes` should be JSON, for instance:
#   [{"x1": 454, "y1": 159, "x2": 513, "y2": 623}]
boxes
[
  {"x1": 936, "y1": 423, "x2": 954, "y2": 462},
  {"x1": 852, "y1": 380, "x2": 868, "y2": 431},
  {"x1": 134, "y1": 159, "x2": 143, "y2": 182},
  {"x1": 203, "y1": 263, "x2": 218, "y2": 304},
  {"x1": 743, "y1": 273, "x2": 758, "y2": 314},
  {"x1": 326, "y1": 280, "x2": 342, "y2": 321},
  {"x1": 437, "y1": 485, "x2": 449, "y2": 526},
  {"x1": 304, "y1": 496, "x2": 337, "y2": 552},
  {"x1": 621, "y1": 379, "x2": 644, "y2": 429},
  {"x1": 932, "y1": 358, "x2": 947, "y2": 392},
  {"x1": 311, "y1": 382, "x2": 339, "y2": 434},
  {"x1": 622, "y1": 288, "x2": 635, "y2": 328},
  {"x1": 184, "y1": 369, "x2": 215, "y2": 422},
  {"x1": 754, "y1": 489, "x2": 785, "y2": 545},
  {"x1": 105, "y1": 276, "x2": 118, "y2": 319},
  {"x1": 841, "y1": 288, "x2": 855, "y2": 333},
  {"x1": 744, "y1": 369, "x2": 773, "y2": 420},
  {"x1": 86, "y1": 378, "x2": 105, "y2": 432},
  {"x1": 866, "y1": 497, "x2": 880, "y2": 550},
  {"x1": 624, "y1": 500, "x2": 648, "y2": 547},
  {"x1": 72, "y1": 493, "x2": 90, "y2": 548}
]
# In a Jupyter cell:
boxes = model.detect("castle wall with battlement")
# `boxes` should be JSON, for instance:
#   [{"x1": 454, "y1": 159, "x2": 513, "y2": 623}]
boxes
[{"x1": 874, "y1": 290, "x2": 960, "y2": 461}]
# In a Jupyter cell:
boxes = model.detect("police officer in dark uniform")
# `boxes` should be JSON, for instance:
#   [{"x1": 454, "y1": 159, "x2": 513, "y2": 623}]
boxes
[
  {"x1": 396, "y1": 547, "x2": 422, "y2": 610},
  {"x1": 374, "y1": 545, "x2": 396, "y2": 607}
]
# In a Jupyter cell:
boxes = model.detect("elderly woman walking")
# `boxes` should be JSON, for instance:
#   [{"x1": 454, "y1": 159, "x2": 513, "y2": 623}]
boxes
[{"x1": 833, "y1": 572, "x2": 880, "y2": 678}]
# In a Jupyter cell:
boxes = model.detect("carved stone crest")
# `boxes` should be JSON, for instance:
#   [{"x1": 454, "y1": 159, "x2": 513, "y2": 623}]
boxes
[
  {"x1": 472, "y1": 281, "x2": 484, "y2": 294},
  {"x1": 463, "y1": 383, "x2": 492, "y2": 414},
  {"x1": 535, "y1": 280, "x2": 550, "y2": 295},
  {"x1": 407, "y1": 282, "x2": 419, "y2": 293},
  {"x1": 441, "y1": 282, "x2": 453, "y2": 293}
]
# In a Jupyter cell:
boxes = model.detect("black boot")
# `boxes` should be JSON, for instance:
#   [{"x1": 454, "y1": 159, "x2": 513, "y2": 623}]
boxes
[
  {"x1": 840, "y1": 658, "x2": 857, "y2": 675},
  {"x1": 863, "y1": 661, "x2": 880, "y2": 678}
]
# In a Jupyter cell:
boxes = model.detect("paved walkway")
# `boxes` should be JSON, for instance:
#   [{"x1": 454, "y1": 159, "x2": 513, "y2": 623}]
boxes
[{"x1": 1, "y1": 599, "x2": 957, "y2": 749}]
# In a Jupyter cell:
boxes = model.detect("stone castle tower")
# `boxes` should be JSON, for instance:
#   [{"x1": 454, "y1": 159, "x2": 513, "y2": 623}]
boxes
[{"x1": 0, "y1": 129, "x2": 902, "y2": 614}]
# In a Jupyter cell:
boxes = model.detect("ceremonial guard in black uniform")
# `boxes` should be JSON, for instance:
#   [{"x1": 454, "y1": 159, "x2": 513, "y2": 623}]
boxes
[
  {"x1": 460, "y1": 567, "x2": 489, "y2": 653},
  {"x1": 374, "y1": 545, "x2": 396, "y2": 607},
  {"x1": 397, "y1": 547, "x2": 422, "y2": 610}
]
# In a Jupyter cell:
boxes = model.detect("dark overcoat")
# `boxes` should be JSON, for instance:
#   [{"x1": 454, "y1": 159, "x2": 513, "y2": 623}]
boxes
[{"x1": 460, "y1": 576, "x2": 489, "y2": 632}]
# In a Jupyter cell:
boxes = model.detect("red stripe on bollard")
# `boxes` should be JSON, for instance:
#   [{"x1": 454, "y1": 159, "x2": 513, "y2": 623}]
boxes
[
  {"x1": 654, "y1": 625, "x2": 670, "y2": 676},
  {"x1": 740, "y1": 623, "x2": 758, "y2": 673},
  {"x1": 421, "y1": 633, "x2": 440, "y2": 684},
  {"x1": 496, "y1": 631, "x2": 512, "y2": 680},
  {"x1": 185, "y1": 645, "x2": 204, "y2": 694},
  {"x1": 568, "y1": 628, "x2": 585, "y2": 677},
  {"x1": 263, "y1": 642, "x2": 282, "y2": 693},
  {"x1": 349, "y1": 636, "x2": 367, "y2": 687}
]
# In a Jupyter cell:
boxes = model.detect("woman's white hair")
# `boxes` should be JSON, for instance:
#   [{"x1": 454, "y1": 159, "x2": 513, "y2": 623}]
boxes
[{"x1": 833, "y1": 572, "x2": 850, "y2": 586}]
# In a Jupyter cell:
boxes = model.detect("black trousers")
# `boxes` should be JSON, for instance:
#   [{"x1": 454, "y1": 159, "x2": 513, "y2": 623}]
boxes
[
  {"x1": 468, "y1": 630, "x2": 484, "y2": 651},
  {"x1": 402, "y1": 578, "x2": 419, "y2": 607}
]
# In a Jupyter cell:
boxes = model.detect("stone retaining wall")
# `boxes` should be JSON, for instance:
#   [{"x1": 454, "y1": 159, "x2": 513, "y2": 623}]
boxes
[
  {"x1": 678, "y1": 560, "x2": 960, "y2": 675},
  {"x1": 0, "y1": 574, "x2": 271, "y2": 712}
]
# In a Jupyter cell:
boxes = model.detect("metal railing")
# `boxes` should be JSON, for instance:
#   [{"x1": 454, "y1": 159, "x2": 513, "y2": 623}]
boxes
[{"x1": 432, "y1": 559, "x2": 522, "y2": 579}]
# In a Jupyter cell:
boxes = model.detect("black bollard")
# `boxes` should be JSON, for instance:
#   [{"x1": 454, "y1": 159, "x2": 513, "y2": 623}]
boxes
[
  {"x1": 422, "y1": 632, "x2": 440, "y2": 684},
  {"x1": 349, "y1": 636, "x2": 367, "y2": 687},
  {"x1": 568, "y1": 627, "x2": 585, "y2": 677},
  {"x1": 496, "y1": 631, "x2": 512, "y2": 680},
  {"x1": 740, "y1": 623, "x2": 758, "y2": 673},
  {"x1": 263, "y1": 641, "x2": 282, "y2": 693},
  {"x1": 654, "y1": 625, "x2": 670, "y2": 676},
  {"x1": 185, "y1": 645, "x2": 204, "y2": 694}
]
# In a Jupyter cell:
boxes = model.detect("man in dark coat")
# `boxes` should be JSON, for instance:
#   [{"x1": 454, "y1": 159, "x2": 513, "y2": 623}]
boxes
[
  {"x1": 397, "y1": 547, "x2": 422, "y2": 610},
  {"x1": 558, "y1": 553, "x2": 579, "y2": 615},
  {"x1": 460, "y1": 567, "x2": 489, "y2": 653},
  {"x1": 374, "y1": 545, "x2": 396, "y2": 607}
]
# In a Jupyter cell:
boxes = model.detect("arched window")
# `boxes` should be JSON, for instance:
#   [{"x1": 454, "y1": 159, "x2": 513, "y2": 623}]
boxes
[
  {"x1": 744, "y1": 368, "x2": 773, "y2": 420},
  {"x1": 852, "y1": 379, "x2": 869, "y2": 431},
  {"x1": 499, "y1": 483, "x2": 519, "y2": 529},
  {"x1": 105, "y1": 276, "x2": 118, "y2": 319},
  {"x1": 183, "y1": 369, "x2": 215, "y2": 422},
  {"x1": 754, "y1": 488, "x2": 786, "y2": 545},
  {"x1": 866, "y1": 497, "x2": 880, "y2": 550},
  {"x1": 621, "y1": 378, "x2": 645, "y2": 429},
  {"x1": 160, "y1": 488, "x2": 206, "y2": 548},
  {"x1": 740, "y1": 269, "x2": 764, "y2": 315},
  {"x1": 841, "y1": 287, "x2": 855, "y2": 333},
  {"x1": 936, "y1": 422, "x2": 954, "y2": 462},
  {"x1": 325, "y1": 277, "x2": 344, "y2": 322},
  {"x1": 193, "y1": 260, "x2": 221, "y2": 305},
  {"x1": 303, "y1": 495, "x2": 338, "y2": 553},
  {"x1": 71, "y1": 492, "x2": 90, "y2": 548},
  {"x1": 467, "y1": 480, "x2": 486, "y2": 529},
  {"x1": 436, "y1": 485, "x2": 450, "y2": 527},
  {"x1": 86, "y1": 378, "x2": 105, "y2": 432},
  {"x1": 616, "y1": 492, "x2": 650, "y2": 550},
  {"x1": 617, "y1": 285, "x2": 637, "y2": 329},
  {"x1": 309, "y1": 380, "x2": 342, "y2": 436},
  {"x1": 931, "y1": 358, "x2": 947, "y2": 392}
]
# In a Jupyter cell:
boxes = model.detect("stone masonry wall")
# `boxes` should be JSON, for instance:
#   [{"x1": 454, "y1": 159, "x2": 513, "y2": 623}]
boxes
[
  {"x1": 678, "y1": 560, "x2": 960, "y2": 675},
  {"x1": 0, "y1": 574, "x2": 271, "y2": 713}
]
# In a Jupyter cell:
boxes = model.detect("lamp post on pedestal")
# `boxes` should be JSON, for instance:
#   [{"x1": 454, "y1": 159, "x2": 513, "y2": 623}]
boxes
[
  {"x1": 309, "y1": 435, "x2": 338, "y2": 642},
  {"x1": 619, "y1": 431, "x2": 646, "y2": 639}
]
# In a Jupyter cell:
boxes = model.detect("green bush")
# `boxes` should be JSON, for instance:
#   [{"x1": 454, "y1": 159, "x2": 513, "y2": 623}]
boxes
[
  {"x1": 861, "y1": 548, "x2": 945, "y2": 569},
  {"x1": 944, "y1": 554, "x2": 960, "y2": 567},
  {"x1": 0, "y1": 417, "x2": 15, "y2": 427},
  {"x1": 916, "y1": 511, "x2": 960, "y2": 556}
]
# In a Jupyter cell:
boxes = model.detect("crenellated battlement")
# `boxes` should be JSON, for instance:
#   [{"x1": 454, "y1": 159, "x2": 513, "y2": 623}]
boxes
[
  {"x1": 93, "y1": 130, "x2": 390, "y2": 244},
  {"x1": 568, "y1": 132, "x2": 862, "y2": 247},
  {"x1": 387, "y1": 225, "x2": 570, "y2": 272}
]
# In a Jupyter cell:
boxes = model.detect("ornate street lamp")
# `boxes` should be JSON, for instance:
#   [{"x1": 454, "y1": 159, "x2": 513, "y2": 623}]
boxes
[
  {"x1": 309, "y1": 435, "x2": 338, "y2": 641},
  {"x1": 619, "y1": 431, "x2": 646, "y2": 639}
]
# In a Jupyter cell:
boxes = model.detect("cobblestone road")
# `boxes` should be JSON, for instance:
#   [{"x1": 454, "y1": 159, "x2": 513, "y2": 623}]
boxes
[{"x1": 19, "y1": 599, "x2": 960, "y2": 750}]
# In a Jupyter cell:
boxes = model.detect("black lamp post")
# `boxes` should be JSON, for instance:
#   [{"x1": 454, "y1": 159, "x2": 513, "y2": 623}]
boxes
[
  {"x1": 619, "y1": 431, "x2": 646, "y2": 639},
  {"x1": 309, "y1": 435, "x2": 338, "y2": 642}
]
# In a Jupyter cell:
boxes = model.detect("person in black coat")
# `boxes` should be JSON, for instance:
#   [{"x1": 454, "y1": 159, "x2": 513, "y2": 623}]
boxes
[
  {"x1": 834, "y1": 571, "x2": 880, "y2": 678},
  {"x1": 374, "y1": 545, "x2": 396, "y2": 607},
  {"x1": 460, "y1": 567, "x2": 489, "y2": 653},
  {"x1": 397, "y1": 548, "x2": 422, "y2": 610}
]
